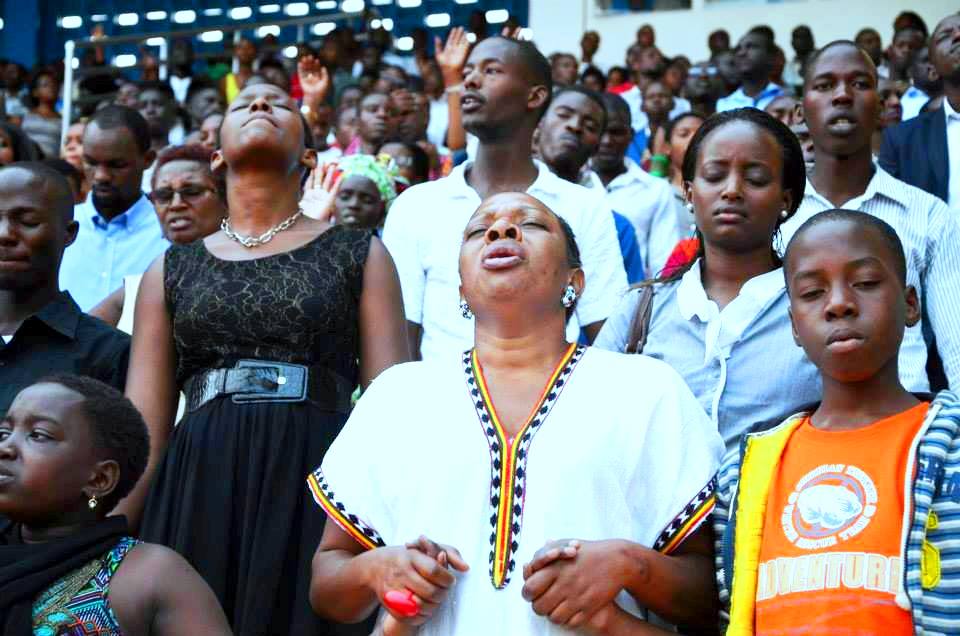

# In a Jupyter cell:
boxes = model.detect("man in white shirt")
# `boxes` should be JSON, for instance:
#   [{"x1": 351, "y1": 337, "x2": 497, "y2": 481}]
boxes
[
  {"x1": 785, "y1": 40, "x2": 960, "y2": 392},
  {"x1": 590, "y1": 92, "x2": 679, "y2": 276},
  {"x1": 716, "y1": 29, "x2": 785, "y2": 113},
  {"x1": 383, "y1": 37, "x2": 627, "y2": 360}
]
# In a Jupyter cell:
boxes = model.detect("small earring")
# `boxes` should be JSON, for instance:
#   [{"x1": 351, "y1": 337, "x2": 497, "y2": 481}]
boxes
[
  {"x1": 780, "y1": 209, "x2": 789, "y2": 219},
  {"x1": 459, "y1": 299, "x2": 473, "y2": 320},
  {"x1": 87, "y1": 496, "x2": 98, "y2": 510},
  {"x1": 685, "y1": 201, "x2": 694, "y2": 212},
  {"x1": 561, "y1": 285, "x2": 577, "y2": 308}
]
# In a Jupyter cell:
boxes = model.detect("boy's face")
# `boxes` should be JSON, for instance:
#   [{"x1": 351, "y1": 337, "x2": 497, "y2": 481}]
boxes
[
  {"x1": 786, "y1": 219, "x2": 919, "y2": 384},
  {"x1": 0, "y1": 383, "x2": 103, "y2": 524}
]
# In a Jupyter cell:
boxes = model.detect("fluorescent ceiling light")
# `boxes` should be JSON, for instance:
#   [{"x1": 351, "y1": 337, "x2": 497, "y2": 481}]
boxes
[
  {"x1": 114, "y1": 54, "x2": 137, "y2": 68},
  {"x1": 485, "y1": 9, "x2": 509, "y2": 23},
  {"x1": 172, "y1": 10, "x2": 197, "y2": 24}
]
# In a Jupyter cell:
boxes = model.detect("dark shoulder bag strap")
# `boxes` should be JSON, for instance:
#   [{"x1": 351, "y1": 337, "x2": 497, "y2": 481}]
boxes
[{"x1": 625, "y1": 285, "x2": 656, "y2": 355}]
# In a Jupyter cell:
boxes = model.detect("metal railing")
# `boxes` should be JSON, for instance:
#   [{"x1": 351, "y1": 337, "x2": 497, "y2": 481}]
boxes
[{"x1": 61, "y1": 9, "x2": 361, "y2": 144}]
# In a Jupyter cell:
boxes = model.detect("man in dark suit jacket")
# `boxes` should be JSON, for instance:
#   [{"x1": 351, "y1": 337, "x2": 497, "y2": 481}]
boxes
[
  {"x1": 878, "y1": 105, "x2": 950, "y2": 203},
  {"x1": 879, "y1": 12, "x2": 959, "y2": 206}
]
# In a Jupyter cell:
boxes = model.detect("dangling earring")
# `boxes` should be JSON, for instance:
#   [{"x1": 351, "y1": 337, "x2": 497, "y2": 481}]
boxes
[
  {"x1": 561, "y1": 285, "x2": 578, "y2": 308},
  {"x1": 459, "y1": 299, "x2": 473, "y2": 320},
  {"x1": 780, "y1": 209, "x2": 789, "y2": 220},
  {"x1": 87, "y1": 495, "x2": 98, "y2": 510}
]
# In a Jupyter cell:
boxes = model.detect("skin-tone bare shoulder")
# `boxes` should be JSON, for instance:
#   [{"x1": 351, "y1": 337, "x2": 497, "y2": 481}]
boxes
[{"x1": 108, "y1": 542, "x2": 232, "y2": 635}]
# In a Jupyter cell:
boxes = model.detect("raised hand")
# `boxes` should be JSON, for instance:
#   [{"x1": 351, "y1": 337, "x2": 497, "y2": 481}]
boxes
[
  {"x1": 300, "y1": 162, "x2": 342, "y2": 223},
  {"x1": 434, "y1": 27, "x2": 471, "y2": 87},
  {"x1": 298, "y1": 55, "x2": 331, "y2": 102},
  {"x1": 500, "y1": 25, "x2": 524, "y2": 40}
]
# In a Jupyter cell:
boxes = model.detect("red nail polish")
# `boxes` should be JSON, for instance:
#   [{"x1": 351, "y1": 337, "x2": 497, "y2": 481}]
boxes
[{"x1": 384, "y1": 589, "x2": 420, "y2": 618}]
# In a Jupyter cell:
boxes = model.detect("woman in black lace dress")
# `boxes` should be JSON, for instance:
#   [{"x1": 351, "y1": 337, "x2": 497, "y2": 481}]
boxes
[{"x1": 120, "y1": 82, "x2": 410, "y2": 635}]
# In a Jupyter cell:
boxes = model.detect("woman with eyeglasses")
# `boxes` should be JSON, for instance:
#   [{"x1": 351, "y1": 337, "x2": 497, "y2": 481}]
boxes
[{"x1": 90, "y1": 144, "x2": 226, "y2": 331}]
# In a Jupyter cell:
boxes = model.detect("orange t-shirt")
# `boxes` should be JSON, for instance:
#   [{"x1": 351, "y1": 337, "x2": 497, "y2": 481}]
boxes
[{"x1": 755, "y1": 402, "x2": 929, "y2": 635}]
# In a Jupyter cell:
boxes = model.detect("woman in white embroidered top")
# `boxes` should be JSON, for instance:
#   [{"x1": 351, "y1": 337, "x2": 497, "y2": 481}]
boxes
[
  {"x1": 308, "y1": 191, "x2": 724, "y2": 635},
  {"x1": 595, "y1": 108, "x2": 822, "y2": 452}
]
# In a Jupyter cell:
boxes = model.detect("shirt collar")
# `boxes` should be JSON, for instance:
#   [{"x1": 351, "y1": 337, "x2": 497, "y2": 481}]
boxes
[
  {"x1": 804, "y1": 164, "x2": 910, "y2": 210},
  {"x1": 732, "y1": 82, "x2": 782, "y2": 104},
  {"x1": 676, "y1": 260, "x2": 714, "y2": 322},
  {"x1": 450, "y1": 159, "x2": 557, "y2": 200},
  {"x1": 945, "y1": 97, "x2": 960, "y2": 121},
  {"x1": 29, "y1": 291, "x2": 82, "y2": 339},
  {"x1": 79, "y1": 193, "x2": 155, "y2": 232},
  {"x1": 585, "y1": 157, "x2": 653, "y2": 191},
  {"x1": 676, "y1": 259, "x2": 785, "y2": 322}
]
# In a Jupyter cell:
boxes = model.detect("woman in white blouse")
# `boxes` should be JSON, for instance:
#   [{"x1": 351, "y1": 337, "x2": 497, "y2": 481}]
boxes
[
  {"x1": 308, "y1": 191, "x2": 724, "y2": 635},
  {"x1": 595, "y1": 108, "x2": 821, "y2": 451}
]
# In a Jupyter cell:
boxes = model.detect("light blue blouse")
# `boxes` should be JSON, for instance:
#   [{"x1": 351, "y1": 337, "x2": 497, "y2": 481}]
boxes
[{"x1": 594, "y1": 271, "x2": 822, "y2": 451}]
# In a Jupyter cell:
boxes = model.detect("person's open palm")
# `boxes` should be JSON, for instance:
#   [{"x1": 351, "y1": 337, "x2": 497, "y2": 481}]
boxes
[
  {"x1": 434, "y1": 27, "x2": 471, "y2": 81},
  {"x1": 300, "y1": 162, "x2": 341, "y2": 222},
  {"x1": 298, "y1": 55, "x2": 331, "y2": 101}
]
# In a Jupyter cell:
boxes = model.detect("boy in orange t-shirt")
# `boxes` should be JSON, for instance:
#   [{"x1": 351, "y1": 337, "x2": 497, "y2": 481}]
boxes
[{"x1": 714, "y1": 209, "x2": 960, "y2": 635}]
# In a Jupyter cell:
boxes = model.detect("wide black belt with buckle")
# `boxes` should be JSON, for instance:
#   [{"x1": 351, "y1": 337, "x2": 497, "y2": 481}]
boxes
[{"x1": 183, "y1": 360, "x2": 353, "y2": 414}]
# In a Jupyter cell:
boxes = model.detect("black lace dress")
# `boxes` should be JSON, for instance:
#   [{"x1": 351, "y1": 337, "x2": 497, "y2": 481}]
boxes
[{"x1": 140, "y1": 225, "x2": 374, "y2": 636}]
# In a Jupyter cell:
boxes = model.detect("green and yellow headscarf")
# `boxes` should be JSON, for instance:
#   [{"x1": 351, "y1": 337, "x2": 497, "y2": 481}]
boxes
[{"x1": 337, "y1": 153, "x2": 400, "y2": 209}]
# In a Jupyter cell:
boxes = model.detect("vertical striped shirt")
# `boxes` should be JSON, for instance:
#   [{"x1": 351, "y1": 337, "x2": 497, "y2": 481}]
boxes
[{"x1": 781, "y1": 167, "x2": 960, "y2": 392}]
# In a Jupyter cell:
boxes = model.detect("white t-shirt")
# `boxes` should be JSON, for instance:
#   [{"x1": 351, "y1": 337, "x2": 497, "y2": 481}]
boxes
[
  {"x1": 311, "y1": 346, "x2": 723, "y2": 635},
  {"x1": 382, "y1": 160, "x2": 628, "y2": 360},
  {"x1": 581, "y1": 160, "x2": 679, "y2": 276},
  {"x1": 427, "y1": 97, "x2": 449, "y2": 149}
]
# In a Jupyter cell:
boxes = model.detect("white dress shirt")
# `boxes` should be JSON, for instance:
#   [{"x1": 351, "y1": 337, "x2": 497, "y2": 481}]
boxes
[
  {"x1": 382, "y1": 160, "x2": 628, "y2": 360},
  {"x1": 582, "y1": 158, "x2": 680, "y2": 276},
  {"x1": 781, "y1": 167, "x2": 960, "y2": 391},
  {"x1": 715, "y1": 82, "x2": 785, "y2": 113},
  {"x1": 945, "y1": 97, "x2": 960, "y2": 211},
  {"x1": 900, "y1": 85, "x2": 930, "y2": 121}
]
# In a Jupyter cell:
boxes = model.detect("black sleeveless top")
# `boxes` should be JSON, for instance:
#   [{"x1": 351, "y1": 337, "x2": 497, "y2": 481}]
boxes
[{"x1": 163, "y1": 225, "x2": 372, "y2": 388}]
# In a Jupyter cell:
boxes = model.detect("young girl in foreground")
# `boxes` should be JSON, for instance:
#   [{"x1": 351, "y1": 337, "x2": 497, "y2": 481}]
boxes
[{"x1": 0, "y1": 375, "x2": 230, "y2": 635}]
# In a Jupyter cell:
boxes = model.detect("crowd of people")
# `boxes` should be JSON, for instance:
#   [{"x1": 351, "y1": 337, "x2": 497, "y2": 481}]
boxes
[{"x1": 0, "y1": 6, "x2": 958, "y2": 635}]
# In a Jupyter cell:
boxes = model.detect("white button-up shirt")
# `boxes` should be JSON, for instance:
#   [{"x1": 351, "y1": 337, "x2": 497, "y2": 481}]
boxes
[
  {"x1": 781, "y1": 167, "x2": 960, "y2": 391},
  {"x1": 383, "y1": 160, "x2": 628, "y2": 360},
  {"x1": 900, "y1": 85, "x2": 930, "y2": 121},
  {"x1": 944, "y1": 97, "x2": 960, "y2": 211},
  {"x1": 582, "y1": 159, "x2": 680, "y2": 276},
  {"x1": 716, "y1": 82, "x2": 785, "y2": 113}
]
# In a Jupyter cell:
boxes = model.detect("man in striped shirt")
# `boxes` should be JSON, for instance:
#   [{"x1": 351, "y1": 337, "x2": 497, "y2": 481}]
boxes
[{"x1": 782, "y1": 40, "x2": 960, "y2": 392}]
